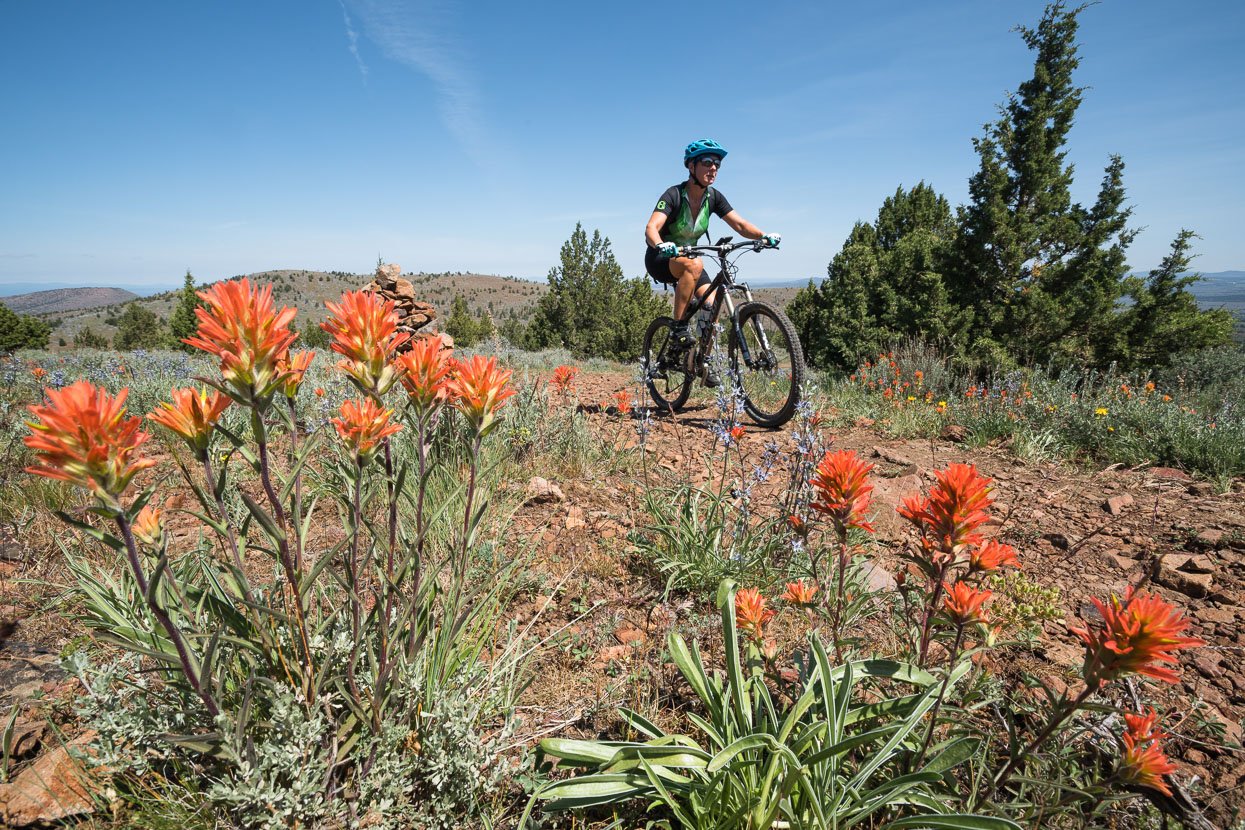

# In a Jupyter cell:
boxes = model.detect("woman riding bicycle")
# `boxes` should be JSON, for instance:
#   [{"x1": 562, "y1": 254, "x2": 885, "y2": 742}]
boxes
[{"x1": 644, "y1": 139, "x2": 780, "y2": 386}]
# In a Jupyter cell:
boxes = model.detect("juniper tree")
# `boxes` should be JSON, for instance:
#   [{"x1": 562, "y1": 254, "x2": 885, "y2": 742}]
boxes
[
  {"x1": 114, "y1": 301, "x2": 164, "y2": 350},
  {"x1": 0, "y1": 302, "x2": 51, "y2": 351},
  {"x1": 789, "y1": 183, "x2": 957, "y2": 370},
  {"x1": 168, "y1": 270, "x2": 202, "y2": 351},
  {"x1": 950, "y1": 1, "x2": 1136, "y2": 369},
  {"x1": 528, "y1": 223, "x2": 667, "y2": 360},
  {"x1": 1110, "y1": 230, "x2": 1234, "y2": 368}
]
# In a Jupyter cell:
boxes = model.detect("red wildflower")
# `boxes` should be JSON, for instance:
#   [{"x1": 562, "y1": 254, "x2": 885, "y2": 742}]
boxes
[
  {"x1": 147, "y1": 387, "x2": 232, "y2": 455},
  {"x1": 1118, "y1": 708, "x2": 1176, "y2": 795},
  {"x1": 314, "y1": 388, "x2": 325, "y2": 397},
  {"x1": 735, "y1": 588, "x2": 775, "y2": 641},
  {"x1": 132, "y1": 505, "x2": 164, "y2": 548},
  {"x1": 612, "y1": 391, "x2": 633, "y2": 416},
  {"x1": 277, "y1": 350, "x2": 315, "y2": 399},
  {"x1": 729, "y1": 425, "x2": 745, "y2": 442},
  {"x1": 1071, "y1": 587, "x2": 1204, "y2": 687},
  {"x1": 782, "y1": 579, "x2": 818, "y2": 606},
  {"x1": 898, "y1": 463, "x2": 993, "y2": 563},
  {"x1": 448, "y1": 355, "x2": 516, "y2": 437},
  {"x1": 942, "y1": 581, "x2": 992, "y2": 626},
  {"x1": 320, "y1": 290, "x2": 410, "y2": 396},
  {"x1": 788, "y1": 514, "x2": 808, "y2": 536},
  {"x1": 968, "y1": 539, "x2": 1020, "y2": 573},
  {"x1": 30, "y1": 367, "x2": 47, "y2": 380},
  {"x1": 183, "y1": 278, "x2": 298, "y2": 401},
  {"x1": 551, "y1": 365, "x2": 579, "y2": 397},
  {"x1": 25, "y1": 381, "x2": 156, "y2": 502},
  {"x1": 394, "y1": 337, "x2": 454, "y2": 416},
  {"x1": 810, "y1": 450, "x2": 875, "y2": 534},
  {"x1": 331, "y1": 398, "x2": 403, "y2": 462}
]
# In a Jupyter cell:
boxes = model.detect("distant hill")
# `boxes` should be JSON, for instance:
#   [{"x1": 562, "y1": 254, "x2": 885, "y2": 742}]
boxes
[
  {"x1": 4, "y1": 286, "x2": 139, "y2": 315},
  {"x1": 42, "y1": 269, "x2": 550, "y2": 350}
]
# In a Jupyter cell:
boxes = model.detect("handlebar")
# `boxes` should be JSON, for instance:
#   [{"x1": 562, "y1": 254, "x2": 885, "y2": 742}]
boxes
[{"x1": 676, "y1": 239, "x2": 770, "y2": 258}]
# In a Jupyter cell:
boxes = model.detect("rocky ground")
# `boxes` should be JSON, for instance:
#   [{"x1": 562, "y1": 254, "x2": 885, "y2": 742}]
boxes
[{"x1": 0, "y1": 368, "x2": 1241, "y2": 826}]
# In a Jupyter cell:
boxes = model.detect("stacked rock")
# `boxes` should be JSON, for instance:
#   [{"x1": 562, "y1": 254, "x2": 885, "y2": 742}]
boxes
[{"x1": 362, "y1": 264, "x2": 451, "y2": 350}]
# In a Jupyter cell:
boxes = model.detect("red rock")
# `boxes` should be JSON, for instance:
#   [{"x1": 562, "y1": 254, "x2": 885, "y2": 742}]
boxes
[
  {"x1": 940, "y1": 424, "x2": 968, "y2": 442},
  {"x1": 613, "y1": 627, "x2": 644, "y2": 646},
  {"x1": 596, "y1": 645, "x2": 630, "y2": 664},
  {"x1": 1104, "y1": 494, "x2": 1134, "y2": 515},
  {"x1": 524, "y1": 477, "x2": 565, "y2": 504},
  {"x1": 0, "y1": 730, "x2": 98, "y2": 826},
  {"x1": 1148, "y1": 466, "x2": 1190, "y2": 480},
  {"x1": 565, "y1": 506, "x2": 586, "y2": 530},
  {"x1": 1193, "y1": 656, "x2": 1222, "y2": 678}
]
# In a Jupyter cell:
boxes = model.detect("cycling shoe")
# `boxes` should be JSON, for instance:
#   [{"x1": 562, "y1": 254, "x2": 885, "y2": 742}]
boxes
[{"x1": 703, "y1": 368, "x2": 720, "y2": 388}]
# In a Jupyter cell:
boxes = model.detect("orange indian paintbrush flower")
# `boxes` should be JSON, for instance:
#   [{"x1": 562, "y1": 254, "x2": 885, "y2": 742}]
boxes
[
  {"x1": 782, "y1": 579, "x2": 818, "y2": 606},
  {"x1": 277, "y1": 350, "x2": 315, "y2": 399},
  {"x1": 182, "y1": 278, "x2": 299, "y2": 402},
  {"x1": 735, "y1": 588, "x2": 775, "y2": 641},
  {"x1": 394, "y1": 337, "x2": 454, "y2": 416},
  {"x1": 448, "y1": 355, "x2": 515, "y2": 437},
  {"x1": 147, "y1": 387, "x2": 231, "y2": 456},
  {"x1": 942, "y1": 581, "x2": 992, "y2": 626},
  {"x1": 320, "y1": 290, "x2": 410, "y2": 396},
  {"x1": 1071, "y1": 586, "x2": 1204, "y2": 687},
  {"x1": 551, "y1": 365, "x2": 578, "y2": 397},
  {"x1": 132, "y1": 504, "x2": 164, "y2": 548},
  {"x1": 968, "y1": 539, "x2": 1020, "y2": 573},
  {"x1": 898, "y1": 463, "x2": 993, "y2": 563},
  {"x1": 25, "y1": 381, "x2": 156, "y2": 503},
  {"x1": 810, "y1": 450, "x2": 875, "y2": 534},
  {"x1": 331, "y1": 398, "x2": 403, "y2": 462},
  {"x1": 612, "y1": 391, "x2": 633, "y2": 416},
  {"x1": 1117, "y1": 707, "x2": 1176, "y2": 795}
]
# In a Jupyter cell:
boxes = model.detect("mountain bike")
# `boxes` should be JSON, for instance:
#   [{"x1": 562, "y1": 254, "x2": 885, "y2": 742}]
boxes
[{"x1": 643, "y1": 237, "x2": 805, "y2": 428}]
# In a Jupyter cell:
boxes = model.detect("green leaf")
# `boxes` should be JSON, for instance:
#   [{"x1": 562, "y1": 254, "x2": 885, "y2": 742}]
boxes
[
  {"x1": 923, "y1": 737, "x2": 982, "y2": 775},
  {"x1": 536, "y1": 772, "x2": 652, "y2": 805},
  {"x1": 539, "y1": 738, "x2": 629, "y2": 767},
  {"x1": 54, "y1": 512, "x2": 123, "y2": 551},
  {"x1": 239, "y1": 491, "x2": 286, "y2": 544}
]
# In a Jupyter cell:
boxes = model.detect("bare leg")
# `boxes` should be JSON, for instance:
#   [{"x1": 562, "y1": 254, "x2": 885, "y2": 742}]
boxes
[{"x1": 671, "y1": 257, "x2": 714, "y2": 320}]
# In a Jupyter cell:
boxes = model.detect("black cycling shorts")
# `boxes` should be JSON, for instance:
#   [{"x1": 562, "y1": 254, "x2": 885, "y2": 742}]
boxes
[
  {"x1": 645, "y1": 247, "x2": 712, "y2": 291},
  {"x1": 645, "y1": 246, "x2": 677, "y2": 286}
]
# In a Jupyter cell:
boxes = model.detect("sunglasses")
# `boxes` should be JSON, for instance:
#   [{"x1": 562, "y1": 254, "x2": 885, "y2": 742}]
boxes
[{"x1": 695, "y1": 157, "x2": 722, "y2": 168}]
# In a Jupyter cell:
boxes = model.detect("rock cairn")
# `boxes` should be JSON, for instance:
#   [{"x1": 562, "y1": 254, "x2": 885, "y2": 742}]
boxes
[{"x1": 362, "y1": 264, "x2": 451, "y2": 350}]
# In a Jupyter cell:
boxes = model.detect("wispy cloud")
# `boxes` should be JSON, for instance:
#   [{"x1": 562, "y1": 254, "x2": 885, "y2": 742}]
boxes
[
  {"x1": 343, "y1": 0, "x2": 491, "y2": 166},
  {"x1": 339, "y1": 0, "x2": 369, "y2": 81}
]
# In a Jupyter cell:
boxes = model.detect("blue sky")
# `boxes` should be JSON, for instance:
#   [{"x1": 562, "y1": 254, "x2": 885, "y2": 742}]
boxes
[{"x1": 1, "y1": 1, "x2": 1242, "y2": 292}]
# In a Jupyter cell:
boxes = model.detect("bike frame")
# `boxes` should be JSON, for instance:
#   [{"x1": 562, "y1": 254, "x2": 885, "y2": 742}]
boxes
[{"x1": 673, "y1": 238, "x2": 776, "y2": 377}]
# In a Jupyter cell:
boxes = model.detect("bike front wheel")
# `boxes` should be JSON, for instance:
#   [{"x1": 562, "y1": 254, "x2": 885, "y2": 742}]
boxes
[
  {"x1": 728, "y1": 302, "x2": 805, "y2": 427},
  {"x1": 642, "y1": 316, "x2": 694, "y2": 414}
]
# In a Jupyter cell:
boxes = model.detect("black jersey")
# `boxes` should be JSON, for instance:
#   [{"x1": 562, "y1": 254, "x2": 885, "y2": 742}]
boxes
[{"x1": 652, "y1": 183, "x2": 734, "y2": 246}]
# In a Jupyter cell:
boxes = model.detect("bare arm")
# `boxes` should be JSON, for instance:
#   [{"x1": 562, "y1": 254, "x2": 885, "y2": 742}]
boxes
[
  {"x1": 645, "y1": 211, "x2": 669, "y2": 248},
  {"x1": 722, "y1": 210, "x2": 765, "y2": 240}
]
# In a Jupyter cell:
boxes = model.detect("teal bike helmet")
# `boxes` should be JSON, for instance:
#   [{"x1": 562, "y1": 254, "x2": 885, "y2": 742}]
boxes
[{"x1": 684, "y1": 139, "x2": 727, "y2": 163}]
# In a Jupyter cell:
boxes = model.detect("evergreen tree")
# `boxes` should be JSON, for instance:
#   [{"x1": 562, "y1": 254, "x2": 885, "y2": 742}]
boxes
[
  {"x1": 789, "y1": 183, "x2": 957, "y2": 370},
  {"x1": 0, "y1": 302, "x2": 51, "y2": 351},
  {"x1": 299, "y1": 315, "x2": 331, "y2": 350},
  {"x1": 951, "y1": 1, "x2": 1135, "y2": 368},
  {"x1": 528, "y1": 223, "x2": 666, "y2": 360},
  {"x1": 167, "y1": 270, "x2": 203, "y2": 351},
  {"x1": 73, "y1": 326, "x2": 110, "y2": 349},
  {"x1": 114, "y1": 302, "x2": 165, "y2": 350},
  {"x1": 444, "y1": 294, "x2": 480, "y2": 348},
  {"x1": 1111, "y1": 231, "x2": 1234, "y2": 368}
]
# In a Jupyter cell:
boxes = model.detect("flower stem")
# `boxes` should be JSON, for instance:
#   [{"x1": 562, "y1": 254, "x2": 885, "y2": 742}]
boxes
[
  {"x1": 915, "y1": 624, "x2": 965, "y2": 768},
  {"x1": 117, "y1": 513, "x2": 221, "y2": 719},
  {"x1": 992, "y1": 682, "x2": 1099, "y2": 791}
]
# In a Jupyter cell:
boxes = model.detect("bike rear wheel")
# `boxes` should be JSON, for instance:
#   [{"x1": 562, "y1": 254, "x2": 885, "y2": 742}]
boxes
[
  {"x1": 642, "y1": 316, "x2": 695, "y2": 413},
  {"x1": 728, "y1": 301, "x2": 804, "y2": 427}
]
